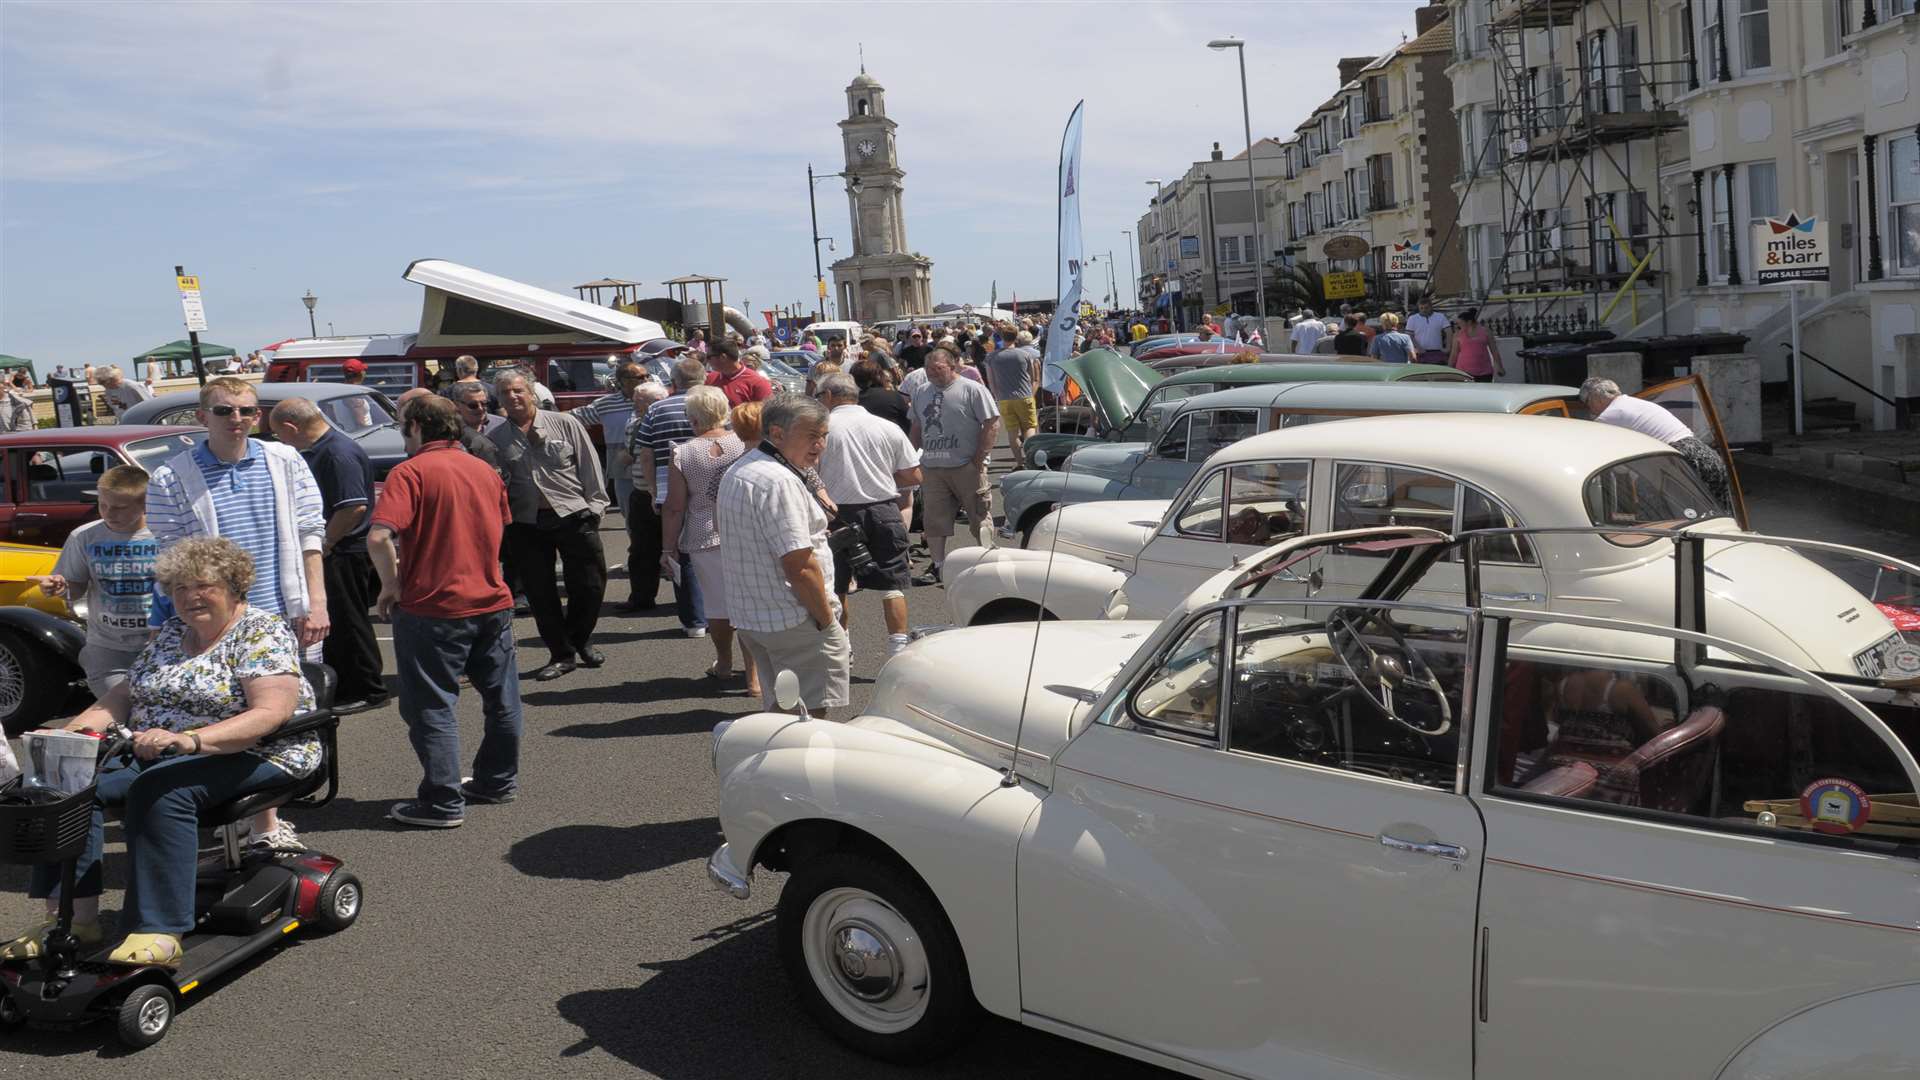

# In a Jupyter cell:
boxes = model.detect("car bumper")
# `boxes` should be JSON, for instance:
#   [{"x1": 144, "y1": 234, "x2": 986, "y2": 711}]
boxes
[{"x1": 707, "y1": 843, "x2": 752, "y2": 900}]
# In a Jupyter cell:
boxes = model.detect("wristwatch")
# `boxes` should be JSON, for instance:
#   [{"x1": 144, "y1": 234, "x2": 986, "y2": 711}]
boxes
[{"x1": 188, "y1": 731, "x2": 202, "y2": 755}]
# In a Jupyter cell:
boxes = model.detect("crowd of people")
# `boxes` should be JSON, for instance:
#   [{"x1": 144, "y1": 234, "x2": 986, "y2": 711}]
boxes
[{"x1": 2, "y1": 319, "x2": 1055, "y2": 964}]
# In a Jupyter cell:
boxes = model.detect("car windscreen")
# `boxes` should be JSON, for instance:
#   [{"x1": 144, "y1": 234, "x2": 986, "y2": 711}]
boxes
[
  {"x1": 1583, "y1": 452, "x2": 1727, "y2": 544},
  {"x1": 763, "y1": 356, "x2": 802, "y2": 378},
  {"x1": 127, "y1": 433, "x2": 201, "y2": 473},
  {"x1": 319, "y1": 392, "x2": 396, "y2": 436}
]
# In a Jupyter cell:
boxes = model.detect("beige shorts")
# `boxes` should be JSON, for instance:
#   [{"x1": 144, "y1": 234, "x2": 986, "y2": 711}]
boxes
[
  {"x1": 921, "y1": 462, "x2": 990, "y2": 539},
  {"x1": 739, "y1": 619, "x2": 852, "y2": 711}
]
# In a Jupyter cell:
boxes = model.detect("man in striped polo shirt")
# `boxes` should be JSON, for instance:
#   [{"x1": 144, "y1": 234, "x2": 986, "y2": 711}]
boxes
[
  {"x1": 146, "y1": 377, "x2": 328, "y2": 852},
  {"x1": 633, "y1": 355, "x2": 710, "y2": 637}
]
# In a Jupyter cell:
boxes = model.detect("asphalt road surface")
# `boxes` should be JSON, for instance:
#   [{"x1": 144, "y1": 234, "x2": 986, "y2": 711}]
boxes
[
  {"x1": 0, "y1": 448, "x2": 1179, "y2": 1080},
  {"x1": 3, "y1": 455, "x2": 1911, "y2": 1079}
]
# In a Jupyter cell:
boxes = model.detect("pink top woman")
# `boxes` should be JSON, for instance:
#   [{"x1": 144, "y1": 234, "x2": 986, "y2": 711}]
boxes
[{"x1": 1448, "y1": 310, "x2": 1505, "y2": 381}]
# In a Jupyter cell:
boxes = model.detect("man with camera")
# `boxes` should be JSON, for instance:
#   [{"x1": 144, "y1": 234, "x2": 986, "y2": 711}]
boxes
[{"x1": 814, "y1": 373, "x2": 922, "y2": 659}]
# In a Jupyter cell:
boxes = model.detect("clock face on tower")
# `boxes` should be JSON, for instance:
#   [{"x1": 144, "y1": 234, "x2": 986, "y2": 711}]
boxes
[{"x1": 856, "y1": 139, "x2": 877, "y2": 160}]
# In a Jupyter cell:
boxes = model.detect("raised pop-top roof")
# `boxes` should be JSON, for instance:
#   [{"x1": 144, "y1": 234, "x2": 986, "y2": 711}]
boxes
[
  {"x1": 404, "y1": 259, "x2": 667, "y2": 347},
  {"x1": 265, "y1": 334, "x2": 418, "y2": 361}
]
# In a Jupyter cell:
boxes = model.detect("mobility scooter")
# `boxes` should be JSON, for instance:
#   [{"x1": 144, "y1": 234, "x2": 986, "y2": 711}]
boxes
[{"x1": 0, "y1": 662, "x2": 362, "y2": 1048}]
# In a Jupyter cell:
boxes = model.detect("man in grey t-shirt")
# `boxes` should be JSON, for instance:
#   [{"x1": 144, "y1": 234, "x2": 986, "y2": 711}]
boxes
[
  {"x1": 983, "y1": 331, "x2": 1042, "y2": 469},
  {"x1": 909, "y1": 347, "x2": 1000, "y2": 583}
]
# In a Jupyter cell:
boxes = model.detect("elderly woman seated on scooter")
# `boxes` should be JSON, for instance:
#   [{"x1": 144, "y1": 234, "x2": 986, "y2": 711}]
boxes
[{"x1": 2, "y1": 537, "x2": 315, "y2": 968}]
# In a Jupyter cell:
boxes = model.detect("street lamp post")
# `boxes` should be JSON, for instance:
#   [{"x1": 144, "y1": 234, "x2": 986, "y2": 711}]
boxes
[
  {"x1": 1092, "y1": 251, "x2": 1117, "y2": 311},
  {"x1": 807, "y1": 164, "x2": 827, "y2": 323},
  {"x1": 1121, "y1": 230, "x2": 1139, "y2": 311},
  {"x1": 1207, "y1": 37, "x2": 1268, "y2": 345},
  {"x1": 302, "y1": 290, "x2": 318, "y2": 337},
  {"x1": 1146, "y1": 179, "x2": 1175, "y2": 329},
  {"x1": 808, "y1": 166, "x2": 864, "y2": 324}
]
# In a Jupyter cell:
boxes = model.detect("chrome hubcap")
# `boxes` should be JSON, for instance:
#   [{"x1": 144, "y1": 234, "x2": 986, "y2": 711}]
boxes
[
  {"x1": 0, "y1": 644, "x2": 24, "y2": 716},
  {"x1": 332, "y1": 881, "x2": 361, "y2": 920},
  {"x1": 137, "y1": 995, "x2": 169, "y2": 1036},
  {"x1": 801, "y1": 887, "x2": 930, "y2": 1033},
  {"x1": 831, "y1": 923, "x2": 898, "y2": 1000}
]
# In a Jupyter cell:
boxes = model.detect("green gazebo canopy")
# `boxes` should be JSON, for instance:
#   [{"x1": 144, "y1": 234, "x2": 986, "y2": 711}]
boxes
[
  {"x1": 133, "y1": 340, "x2": 237, "y2": 365},
  {"x1": 0, "y1": 355, "x2": 34, "y2": 371}
]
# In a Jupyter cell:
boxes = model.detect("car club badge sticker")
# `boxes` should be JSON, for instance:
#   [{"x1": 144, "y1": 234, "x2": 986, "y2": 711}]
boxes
[{"x1": 1799, "y1": 778, "x2": 1872, "y2": 835}]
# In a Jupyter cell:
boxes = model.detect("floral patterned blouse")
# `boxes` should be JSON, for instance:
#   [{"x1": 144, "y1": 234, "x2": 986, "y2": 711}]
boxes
[{"x1": 128, "y1": 606, "x2": 319, "y2": 777}]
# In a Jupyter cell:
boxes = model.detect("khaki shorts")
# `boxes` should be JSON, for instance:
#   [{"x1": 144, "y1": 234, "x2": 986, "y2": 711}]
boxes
[
  {"x1": 922, "y1": 462, "x2": 990, "y2": 539},
  {"x1": 739, "y1": 619, "x2": 852, "y2": 711},
  {"x1": 997, "y1": 396, "x2": 1038, "y2": 432}
]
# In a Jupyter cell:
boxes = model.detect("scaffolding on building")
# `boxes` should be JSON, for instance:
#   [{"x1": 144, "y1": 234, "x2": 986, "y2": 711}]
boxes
[{"x1": 1443, "y1": 0, "x2": 1693, "y2": 338}]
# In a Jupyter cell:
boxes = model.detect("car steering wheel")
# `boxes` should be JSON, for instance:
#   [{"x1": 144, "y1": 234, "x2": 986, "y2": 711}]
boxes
[{"x1": 1326, "y1": 607, "x2": 1453, "y2": 736}]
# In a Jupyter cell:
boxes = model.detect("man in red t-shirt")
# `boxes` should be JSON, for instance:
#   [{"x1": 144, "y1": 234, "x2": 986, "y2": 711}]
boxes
[
  {"x1": 367, "y1": 395, "x2": 521, "y2": 829},
  {"x1": 705, "y1": 340, "x2": 774, "y2": 406}
]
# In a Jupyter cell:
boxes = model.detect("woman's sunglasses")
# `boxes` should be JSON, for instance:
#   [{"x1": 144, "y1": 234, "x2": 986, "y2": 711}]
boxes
[{"x1": 208, "y1": 404, "x2": 260, "y2": 418}]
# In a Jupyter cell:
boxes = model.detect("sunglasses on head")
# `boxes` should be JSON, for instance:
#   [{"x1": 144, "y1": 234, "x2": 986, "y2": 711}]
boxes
[{"x1": 208, "y1": 404, "x2": 260, "y2": 418}]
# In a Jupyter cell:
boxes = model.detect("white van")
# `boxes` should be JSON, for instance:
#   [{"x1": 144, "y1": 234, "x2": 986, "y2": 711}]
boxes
[{"x1": 803, "y1": 321, "x2": 862, "y2": 347}]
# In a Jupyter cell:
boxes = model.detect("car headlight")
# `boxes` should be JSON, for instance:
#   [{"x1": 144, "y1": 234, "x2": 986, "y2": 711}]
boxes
[{"x1": 710, "y1": 719, "x2": 735, "y2": 773}]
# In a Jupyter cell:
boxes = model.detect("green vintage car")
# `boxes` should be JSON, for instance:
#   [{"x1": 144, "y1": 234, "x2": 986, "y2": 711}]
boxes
[{"x1": 1028, "y1": 352, "x2": 1470, "y2": 469}]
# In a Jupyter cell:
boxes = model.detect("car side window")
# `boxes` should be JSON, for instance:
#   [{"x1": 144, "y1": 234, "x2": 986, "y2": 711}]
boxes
[
  {"x1": 1126, "y1": 611, "x2": 1225, "y2": 742},
  {"x1": 1189, "y1": 409, "x2": 1258, "y2": 463},
  {"x1": 1154, "y1": 416, "x2": 1191, "y2": 461},
  {"x1": 1490, "y1": 642, "x2": 1920, "y2": 855},
  {"x1": 21, "y1": 446, "x2": 114, "y2": 503},
  {"x1": 1332, "y1": 463, "x2": 1459, "y2": 534},
  {"x1": 1173, "y1": 469, "x2": 1226, "y2": 539},
  {"x1": 154, "y1": 407, "x2": 199, "y2": 427},
  {"x1": 1456, "y1": 486, "x2": 1536, "y2": 565},
  {"x1": 1228, "y1": 604, "x2": 1468, "y2": 791},
  {"x1": 1225, "y1": 462, "x2": 1310, "y2": 547}
]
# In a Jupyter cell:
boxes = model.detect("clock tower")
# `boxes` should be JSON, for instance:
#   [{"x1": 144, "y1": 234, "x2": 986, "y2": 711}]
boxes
[{"x1": 829, "y1": 69, "x2": 933, "y2": 323}]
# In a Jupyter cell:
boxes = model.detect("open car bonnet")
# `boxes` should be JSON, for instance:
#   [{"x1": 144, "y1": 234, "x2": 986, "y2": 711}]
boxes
[
  {"x1": 1056, "y1": 348, "x2": 1162, "y2": 434},
  {"x1": 855, "y1": 621, "x2": 1155, "y2": 777}
]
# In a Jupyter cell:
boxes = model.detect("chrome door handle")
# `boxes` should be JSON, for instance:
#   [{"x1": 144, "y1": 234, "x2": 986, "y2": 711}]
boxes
[
  {"x1": 1483, "y1": 591, "x2": 1543, "y2": 603},
  {"x1": 1379, "y1": 834, "x2": 1469, "y2": 862}
]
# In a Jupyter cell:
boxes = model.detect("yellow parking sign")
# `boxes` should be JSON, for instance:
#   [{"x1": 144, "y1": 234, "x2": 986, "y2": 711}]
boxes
[
  {"x1": 176, "y1": 275, "x2": 199, "y2": 293},
  {"x1": 1323, "y1": 271, "x2": 1366, "y2": 300}
]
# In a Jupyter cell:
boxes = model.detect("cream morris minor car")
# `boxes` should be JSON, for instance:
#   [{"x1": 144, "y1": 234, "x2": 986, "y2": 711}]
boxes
[
  {"x1": 709, "y1": 525, "x2": 1920, "y2": 1078},
  {"x1": 943, "y1": 412, "x2": 1907, "y2": 682}
]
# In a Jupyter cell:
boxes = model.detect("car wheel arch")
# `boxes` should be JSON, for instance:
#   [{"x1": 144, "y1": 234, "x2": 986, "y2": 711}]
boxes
[
  {"x1": 1017, "y1": 504, "x2": 1056, "y2": 547},
  {"x1": 968, "y1": 599, "x2": 1058, "y2": 626},
  {"x1": 755, "y1": 819, "x2": 927, "y2": 888}
]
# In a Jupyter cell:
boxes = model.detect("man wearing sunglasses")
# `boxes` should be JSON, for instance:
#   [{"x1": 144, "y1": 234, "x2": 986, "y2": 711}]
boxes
[{"x1": 141, "y1": 377, "x2": 330, "y2": 852}]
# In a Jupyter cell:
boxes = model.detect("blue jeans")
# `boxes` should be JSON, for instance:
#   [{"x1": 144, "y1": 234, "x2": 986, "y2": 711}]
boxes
[
  {"x1": 30, "y1": 753, "x2": 293, "y2": 935},
  {"x1": 392, "y1": 608, "x2": 522, "y2": 817},
  {"x1": 674, "y1": 550, "x2": 706, "y2": 631}
]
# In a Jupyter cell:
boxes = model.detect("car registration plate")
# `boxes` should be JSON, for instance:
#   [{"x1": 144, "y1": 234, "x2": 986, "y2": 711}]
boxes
[{"x1": 1852, "y1": 631, "x2": 1920, "y2": 679}]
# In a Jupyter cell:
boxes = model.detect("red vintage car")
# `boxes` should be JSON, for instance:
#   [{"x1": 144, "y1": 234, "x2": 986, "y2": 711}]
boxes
[
  {"x1": 0, "y1": 425, "x2": 202, "y2": 549},
  {"x1": 1133, "y1": 340, "x2": 1238, "y2": 364}
]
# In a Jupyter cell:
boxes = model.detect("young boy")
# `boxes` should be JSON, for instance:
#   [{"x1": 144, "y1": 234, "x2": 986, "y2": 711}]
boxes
[{"x1": 27, "y1": 465, "x2": 158, "y2": 696}]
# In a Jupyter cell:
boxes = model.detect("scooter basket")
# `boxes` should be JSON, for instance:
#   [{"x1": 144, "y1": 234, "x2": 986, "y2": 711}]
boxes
[{"x1": 0, "y1": 786, "x2": 94, "y2": 865}]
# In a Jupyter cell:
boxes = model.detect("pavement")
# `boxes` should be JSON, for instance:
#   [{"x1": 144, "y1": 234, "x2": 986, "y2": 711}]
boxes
[{"x1": 2, "y1": 454, "x2": 1911, "y2": 1078}]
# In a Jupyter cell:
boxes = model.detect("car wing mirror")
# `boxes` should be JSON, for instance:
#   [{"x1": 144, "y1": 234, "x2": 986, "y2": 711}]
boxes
[
  {"x1": 773, "y1": 669, "x2": 807, "y2": 716},
  {"x1": 1341, "y1": 481, "x2": 1390, "y2": 508}
]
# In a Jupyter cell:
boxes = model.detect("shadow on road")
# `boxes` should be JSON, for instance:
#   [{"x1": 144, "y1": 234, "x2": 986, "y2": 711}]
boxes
[
  {"x1": 508, "y1": 817, "x2": 719, "y2": 882},
  {"x1": 554, "y1": 919, "x2": 1174, "y2": 1079},
  {"x1": 548, "y1": 707, "x2": 733, "y2": 740}
]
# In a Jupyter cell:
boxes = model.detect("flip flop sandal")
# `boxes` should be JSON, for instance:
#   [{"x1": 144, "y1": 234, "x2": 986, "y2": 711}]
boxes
[
  {"x1": 108, "y1": 933, "x2": 184, "y2": 969},
  {"x1": 704, "y1": 663, "x2": 729, "y2": 681},
  {"x1": 0, "y1": 917, "x2": 103, "y2": 960}
]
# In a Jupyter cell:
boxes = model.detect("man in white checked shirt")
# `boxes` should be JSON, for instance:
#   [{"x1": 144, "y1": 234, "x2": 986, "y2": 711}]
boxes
[
  {"x1": 716, "y1": 393, "x2": 849, "y2": 715},
  {"x1": 144, "y1": 377, "x2": 328, "y2": 853}
]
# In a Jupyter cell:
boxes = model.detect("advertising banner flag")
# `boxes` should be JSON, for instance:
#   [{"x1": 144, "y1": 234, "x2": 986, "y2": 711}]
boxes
[{"x1": 1042, "y1": 100, "x2": 1086, "y2": 394}]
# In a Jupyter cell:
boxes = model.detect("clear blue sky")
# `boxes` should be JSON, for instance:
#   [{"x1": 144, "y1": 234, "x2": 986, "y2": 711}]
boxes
[{"x1": 1, "y1": 0, "x2": 1424, "y2": 376}]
